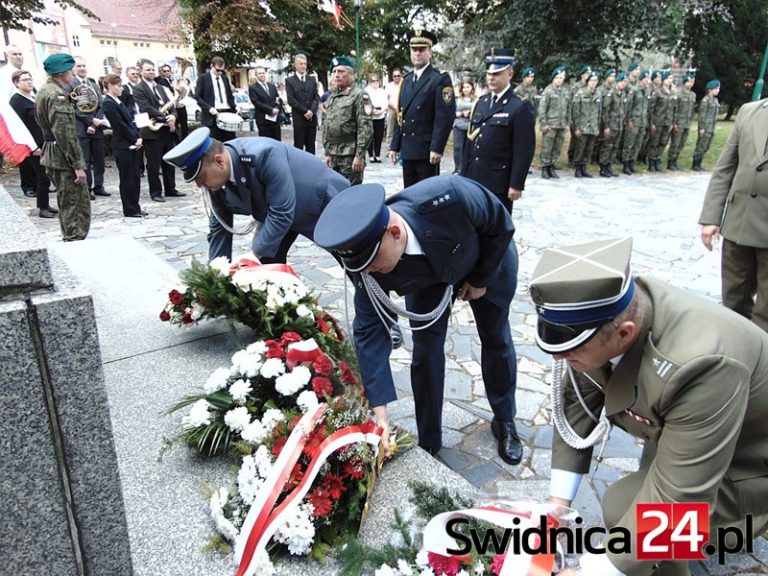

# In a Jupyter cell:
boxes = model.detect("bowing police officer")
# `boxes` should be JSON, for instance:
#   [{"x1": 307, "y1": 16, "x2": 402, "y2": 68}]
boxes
[
  {"x1": 314, "y1": 175, "x2": 523, "y2": 465},
  {"x1": 462, "y1": 48, "x2": 536, "y2": 213},
  {"x1": 163, "y1": 127, "x2": 350, "y2": 263},
  {"x1": 531, "y1": 238, "x2": 768, "y2": 576}
]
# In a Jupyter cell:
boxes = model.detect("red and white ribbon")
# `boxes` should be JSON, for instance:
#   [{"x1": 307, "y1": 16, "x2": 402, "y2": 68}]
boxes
[
  {"x1": 234, "y1": 402, "x2": 382, "y2": 576},
  {"x1": 285, "y1": 339, "x2": 321, "y2": 369},
  {"x1": 422, "y1": 502, "x2": 561, "y2": 576}
]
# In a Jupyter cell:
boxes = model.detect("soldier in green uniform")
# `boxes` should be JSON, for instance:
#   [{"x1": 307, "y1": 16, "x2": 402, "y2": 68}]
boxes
[
  {"x1": 637, "y1": 71, "x2": 661, "y2": 165},
  {"x1": 667, "y1": 74, "x2": 696, "y2": 171},
  {"x1": 611, "y1": 72, "x2": 628, "y2": 168},
  {"x1": 570, "y1": 71, "x2": 600, "y2": 178},
  {"x1": 531, "y1": 237, "x2": 768, "y2": 576},
  {"x1": 567, "y1": 65, "x2": 591, "y2": 167},
  {"x1": 614, "y1": 63, "x2": 639, "y2": 166},
  {"x1": 626, "y1": 61, "x2": 641, "y2": 86},
  {"x1": 693, "y1": 79, "x2": 721, "y2": 171},
  {"x1": 538, "y1": 65, "x2": 569, "y2": 179},
  {"x1": 513, "y1": 67, "x2": 539, "y2": 117},
  {"x1": 597, "y1": 68, "x2": 619, "y2": 177},
  {"x1": 621, "y1": 70, "x2": 650, "y2": 174},
  {"x1": 647, "y1": 70, "x2": 674, "y2": 172},
  {"x1": 35, "y1": 53, "x2": 91, "y2": 242},
  {"x1": 322, "y1": 56, "x2": 372, "y2": 185}
]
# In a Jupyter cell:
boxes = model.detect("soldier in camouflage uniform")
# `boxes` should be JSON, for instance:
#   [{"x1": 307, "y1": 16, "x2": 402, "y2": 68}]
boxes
[
  {"x1": 514, "y1": 67, "x2": 539, "y2": 117},
  {"x1": 621, "y1": 69, "x2": 650, "y2": 174},
  {"x1": 668, "y1": 73, "x2": 697, "y2": 171},
  {"x1": 693, "y1": 79, "x2": 721, "y2": 171},
  {"x1": 322, "y1": 56, "x2": 372, "y2": 185},
  {"x1": 597, "y1": 68, "x2": 619, "y2": 177},
  {"x1": 35, "y1": 53, "x2": 91, "y2": 241},
  {"x1": 611, "y1": 72, "x2": 628, "y2": 167},
  {"x1": 538, "y1": 66, "x2": 569, "y2": 179},
  {"x1": 647, "y1": 70, "x2": 674, "y2": 172},
  {"x1": 638, "y1": 71, "x2": 662, "y2": 164},
  {"x1": 570, "y1": 71, "x2": 600, "y2": 178},
  {"x1": 567, "y1": 65, "x2": 591, "y2": 167}
]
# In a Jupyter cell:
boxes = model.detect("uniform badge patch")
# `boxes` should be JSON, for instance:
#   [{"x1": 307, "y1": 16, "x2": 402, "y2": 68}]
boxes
[{"x1": 442, "y1": 86, "x2": 454, "y2": 104}]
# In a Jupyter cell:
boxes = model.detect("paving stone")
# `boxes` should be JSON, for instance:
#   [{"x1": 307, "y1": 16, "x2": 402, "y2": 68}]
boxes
[
  {"x1": 437, "y1": 447, "x2": 474, "y2": 472},
  {"x1": 461, "y1": 461, "x2": 507, "y2": 487},
  {"x1": 444, "y1": 369, "x2": 473, "y2": 401},
  {"x1": 515, "y1": 389, "x2": 549, "y2": 422}
]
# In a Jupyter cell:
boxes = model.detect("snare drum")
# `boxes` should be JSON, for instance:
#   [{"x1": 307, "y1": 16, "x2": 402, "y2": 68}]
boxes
[{"x1": 215, "y1": 112, "x2": 243, "y2": 133}]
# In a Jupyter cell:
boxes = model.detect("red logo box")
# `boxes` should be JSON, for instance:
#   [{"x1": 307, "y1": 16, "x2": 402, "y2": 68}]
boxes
[{"x1": 636, "y1": 503, "x2": 709, "y2": 560}]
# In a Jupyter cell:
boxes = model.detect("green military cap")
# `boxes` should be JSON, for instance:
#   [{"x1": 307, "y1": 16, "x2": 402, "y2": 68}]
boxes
[
  {"x1": 627, "y1": 62, "x2": 641, "y2": 72},
  {"x1": 550, "y1": 65, "x2": 566, "y2": 80},
  {"x1": 616, "y1": 72, "x2": 627, "y2": 82},
  {"x1": 588, "y1": 72, "x2": 599, "y2": 82},
  {"x1": 163, "y1": 127, "x2": 213, "y2": 182},
  {"x1": 639, "y1": 69, "x2": 650, "y2": 80},
  {"x1": 408, "y1": 28, "x2": 437, "y2": 48},
  {"x1": 706, "y1": 79, "x2": 720, "y2": 90},
  {"x1": 661, "y1": 70, "x2": 673, "y2": 81},
  {"x1": 603, "y1": 67, "x2": 616, "y2": 79},
  {"x1": 521, "y1": 66, "x2": 535, "y2": 78},
  {"x1": 684, "y1": 73, "x2": 695, "y2": 83},
  {"x1": 529, "y1": 238, "x2": 635, "y2": 354},
  {"x1": 330, "y1": 56, "x2": 355, "y2": 70},
  {"x1": 578, "y1": 65, "x2": 592, "y2": 76},
  {"x1": 651, "y1": 70, "x2": 662, "y2": 81},
  {"x1": 43, "y1": 53, "x2": 76, "y2": 75}
]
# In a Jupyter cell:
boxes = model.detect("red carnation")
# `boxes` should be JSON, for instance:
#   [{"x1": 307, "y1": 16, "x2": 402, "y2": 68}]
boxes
[
  {"x1": 159, "y1": 309, "x2": 171, "y2": 322},
  {"x1": 321, "y1": 472, "x2": 348, "y2": 499},
  {"x1": 169, "y1": 289, "x2": 185, "y2": 306},
  {"x1": 308, "y1": 488, "x2": 333, "y2": 517},
  {"x1": 271, "y1": 436, "x2": 287, "y2": 456},
  {"x1": 280, "y1": 332, "x2": 303, "y2": 345},
  {"x1": 311, "y1": 376, "x2": 334, "y2": 399},
  {"x1": 490, "y1": 553, "x2": 507, "y2": 575},
  {"x1": 312, "y1": 353, "x2": 334, "y2": 376},
  {"x1": 266, "y1": 346, "x2": 285, "y2": 359},
  {"x1": 181, "y1": 312, "x2": 194, "y2": 325},
  {"x1": 428, "y1": 552, "x2": 463, "y2": 576},
  {"x1": 339, "y1": 362, "x2": 358, "y2": 386},
  {"x1": 342, "y1": 459, "x2": 366, "y2": 480}
]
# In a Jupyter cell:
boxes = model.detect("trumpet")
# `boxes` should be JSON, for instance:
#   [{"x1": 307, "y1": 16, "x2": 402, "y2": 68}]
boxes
[{"x1": 148, "y1": 88, "x2": 179, "y2": 131}]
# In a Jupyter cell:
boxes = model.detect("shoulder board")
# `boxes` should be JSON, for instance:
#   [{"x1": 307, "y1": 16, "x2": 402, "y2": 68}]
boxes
[
  {"x1": 239, "y1": 155, "x2": 254, "y2": 164},
  {"x1": 645, "y1": 334, "x2": 680, "y2": 383},
  {"x1": 418, "y1": 191, "x2": 460, "y2": 214}
]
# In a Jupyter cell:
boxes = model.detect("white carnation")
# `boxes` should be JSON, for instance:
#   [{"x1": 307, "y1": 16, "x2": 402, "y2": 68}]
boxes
[
  {"x1": 419, "y1": 569, "x2": 435, "y2": 576},
  {"x1": 190, "y1": 302, "x2": 205, "y2": 320},
  {"x1": 399, "y1": 559, "x2": 415, "y2": 575},
  {"x1": 232, "y1": 349, "x2": 263, "y2": 378},
  {"x1": 261, "y1": 408, "x2": 284, "y2": 431},
  {"x1": 229, "y1": 379, "x2": 252, "y2": 403},
  {"x1": 208, "y1": 256, "x2": 231, "y2": 276},
  {"x1": 295, "y1": 304, "x2": 313, "y2": 318},
  {"x1": 209, "y1": 486, "x2": 238, "y2": 541},
  {"x1": 457, "y1": 571, "x2": 470, "y2": 576},
  {"x1": 182, "y1": 399, "x2": 212, "y2": 429},
  {"x1": 274, "y1": 502, "x2": 315, "y2": 555},
  {"x1": 375, "y1": 564, "x2": 397, "y2": 576},
  {"x1": 415, "y1": 549, "x2": 430, "y2": 569},
  {"x1": 238, "y1": 455, "x2": 265, "y2": 505},
  {"x1": 253, "y1": 444, "x2": 273, "y2": 478},
  {"x1": 296, "y1": 389, "x2": 319, "y2": 413},
  {"x1": 246, "y1": 340, "x2": 269, "y2": 355},
  {"x1": 260, "y1": 358, "x2": 286, "y2": 379},
  {"x1": 204, "y1": 366, "x2": 232, "y2": 394},
  {"x1": 275, "y1": 365, "x2": 311, "y2": 397},
  {"x1": 224, "y1": 406, "x2": 251, "y2": 432},
  {"x1": 473, "y1": 561, "x2": 486, "y2": 575},
  {"x1": 241, "y1": 419, "x2": 267, "y2": 444}
]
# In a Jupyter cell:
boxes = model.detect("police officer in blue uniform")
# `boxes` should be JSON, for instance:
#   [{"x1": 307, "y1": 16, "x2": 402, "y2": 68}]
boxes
[
  {"x1": 163, "y1": 127, "x2": 350, "y2": 262},
  {"x1": 463, "y1": 48, "x2": 535, "y2": 213},
  {"x1": 314, "y1": 175, "x2": 523, "y2": 464},
  {"x1": 388, "y1": 29, "x2": 456, "y2": 187}
]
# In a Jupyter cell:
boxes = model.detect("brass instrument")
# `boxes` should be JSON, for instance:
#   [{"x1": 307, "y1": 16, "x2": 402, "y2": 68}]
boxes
[
  {"x1": 70, "y1": 82, "x2": 99, "y2": 113},
  {"x1": 148, "y1": 86, "x2": 179, "y2": 131}
]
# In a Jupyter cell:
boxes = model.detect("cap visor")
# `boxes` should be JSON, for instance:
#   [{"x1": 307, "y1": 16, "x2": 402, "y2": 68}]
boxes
[
  {"x1": 535, "y1": 319, "x2": 604, "y2": 354},
  {"x1": 182, "y1": 161, "x2": 202, "y2": 183},
  {"x1": 342, "y1": 240, "x2": 381, "y2": 273},
  {"x1": 487, "y1": 64, "x2": 511, "y2": 73}
]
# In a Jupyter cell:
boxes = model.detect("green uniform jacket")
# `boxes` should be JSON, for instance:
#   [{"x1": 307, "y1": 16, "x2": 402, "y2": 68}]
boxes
[
  {"x1": 598, "y1": 84, "x2": 621, "y2": 131},
  {"x1": 553, "y1": 276, "x2": 768, "y2": 574},
  {"x1": 650, "y1": 88, "x2": 674, "y2": 127},
  {"x1": 699, "y1": 99, "x2": 768, "y2": 248},
  {"x1": 672, "y1": 89, "x2": 696, "y2": 128},
  {"x1": 513, "y1": 84, "x2": 539, "y2": 115},
  {"x1": 35, "y1": 78, "x2": 85, "y2": 171},
  {"x1": 625, "y1": 83, "x2": 649, "y2": 128},
  {"x1": 322, "y1": 86, "x2": 373, "y2": 158},
  {"x1": 538, "y1": 84, "x2": 569, "y2": 130},
  {"x1": 697, "y1": 93, "x2": 720, "y2": 134},
  {"x1": 570, "y1": 87, "x2": 600, "y2": 135}
]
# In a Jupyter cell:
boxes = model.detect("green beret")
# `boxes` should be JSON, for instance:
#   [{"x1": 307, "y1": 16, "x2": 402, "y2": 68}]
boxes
[
  {"x1": 330, "y1": 56, "x2": 355, "y2": 70},
  {"x1": 628, "y1": 62, "x2": 641, "y2": 72},
  {"x1": 707, "y1": 79, "x2": 720, "y2": 90},
  {"x1": 588, "y1": 72, "x2": 599, "y2": 82},
  {"x1": 521, "y1": 66, "x2": 535, "y2": 78},
  {"x1": 661, "y1": 70, "x2": 673, "y2": 81},
  {"x1": 43, "y1": 53, "x2": 76, "y2": 75},
  {"x1": 603, "y1": 68, "x2": 616, "y2": 79},
  {"x1": 684, "y1": 74, "x2": 695, "y2": 83},
  {"x1": 550, "y1": 65, "x2": 566, "y2": 80},
  {"x1": 651, "y1": 70, "x2": 662, "y2": 81},
  {"x1": 639, "y1": 70, "x2": 650, "y2": 80},
  {"x1": 616, "y1": 72, "x2": 627, "y2": 82},
  {"x1": 578, "y1": 65, "x2": 592, "y2": 76}
]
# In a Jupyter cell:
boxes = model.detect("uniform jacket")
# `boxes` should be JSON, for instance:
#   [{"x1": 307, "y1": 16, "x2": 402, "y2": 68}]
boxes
[
  {"x1": 462, "y1": 89, "x2": 536, "y2": 194},
  {"x1": 569, "y1": 87, "x2": 601, "y2": 135},
  {"x1": 208, "y1": 137, "x2": 349, "y2": 260},
  {"x1": 697, "y1": 94, "x2": 720, "y2": 133},
  {"x1": 352, "y1": 175, "x2": 514, "y2": 407},
  {"x1": 389, "y1": 64, "x2": 455, "y2": 159},
  {"x1": 672, "y1": 89, "x2": 696, "y2": 128},
  {"x1": 10, "y1": 92, "x2": 43, "y2": 147},
  {"x1": 35, "y1": 78, "x2": 85, "y2": 171},
  {"x1": 699, "y1": 99, "x2": 768, "y2": 248},
  {"x1": 249, "y1": 81, "x2": 280, "y2": 126},
  {"x1": 322, "y1": 86, "x2": 372, "y2": 157},
  {"x1": 68, "y1": 76, "x2": 105, "y2": 140},
  {"x1": 625, "y1": 83, "x2": 649, "y2": 128},
  {"x1": 513, "y1": 83, "x2": 539, "y2": 116},
  {"x1": 285, "y1": 73, "x2": 319, "y2": 127},
  {"x1": 132, "y1": 79, "x2": 177, "y2": 140},
  {"x1": 538, "y1": 83, "x2": 569, "y2": 129},
  {"x1": 194, "y1": 71, "x2": 236, "y2": 128},
  {"x1": 650, "y1": 88, "x2": 674, "y2": 127},
  {"x1": 553, "y1": 277, "x2": 768, "y2": 574},
  {"x1": 598, "y1": 84, "x2": 621, "y2": 131},
  {"x1": 101, "y1": 96, "x2": 140, "y2": 151}
]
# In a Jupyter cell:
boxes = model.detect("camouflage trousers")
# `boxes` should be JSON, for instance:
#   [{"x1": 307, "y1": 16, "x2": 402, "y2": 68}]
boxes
[
  {"x1": 694, "y1": 130, "x2": 715, "y2": 161},
  {"x1": 573, "y1": 133, "x2": 597, "y2": 165},
  {"x1": 540, "y1": 128, "x2": 566, "y2": 167},
  {"x1": 598, "y1": 129, "x2": 622, "y2": 164},
  {"x1": 622, "y1": 125, "x2": 646, "y2": 163},
  {"x1": 668, "y1": 126, "x2": 690, "y2": 162},
  {"x1": 648, "y1": 125, "x2": 672, "y2": 161},
  {"x1": 328, "y1": 154, "x2": 364, "y2": 185},
  {"x1": 48, "y1": 168, "x2": 91, "y2": 241}
]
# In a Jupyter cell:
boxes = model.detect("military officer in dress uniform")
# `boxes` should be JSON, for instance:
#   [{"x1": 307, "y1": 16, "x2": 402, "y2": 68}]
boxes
[
  {"x1": 531, "y1": 238, "x2": 768, "y2": 576},
  {"x1": 322, "y1": 56, "x2": 373, "y2": 185},
  {"x1": 388, "y1": 29, "x2": 455, "y2": 187},
  {"x1": 462, "y1": 48, "x2": 535, "y2": 213},
  {"x1": 314, "y1": 176, "x2": 523, "y2": 465},
  {"x1": 163, "y1": 127, "x2": 350, "y2": 262},
  {"x1": 35, "y1": 53, "x2": 91, "y2": 242}
]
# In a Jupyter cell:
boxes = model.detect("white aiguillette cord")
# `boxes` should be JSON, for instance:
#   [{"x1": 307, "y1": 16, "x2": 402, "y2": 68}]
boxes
[{"x1": 201, "y1": 186, "x2": 258, "y2": 236}]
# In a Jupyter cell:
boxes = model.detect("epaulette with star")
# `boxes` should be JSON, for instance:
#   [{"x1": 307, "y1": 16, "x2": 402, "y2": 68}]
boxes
[
  {"x1": 239, "y1": 155, "x2": 254, "y2": 164},
  {"x1": 418, "y1": 191, "x2": 458, "y2": 214}
]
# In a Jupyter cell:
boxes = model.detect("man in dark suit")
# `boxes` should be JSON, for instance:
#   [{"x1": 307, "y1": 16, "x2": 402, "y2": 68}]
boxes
[
  {"x1": 69, "y1": 56, "x2": 109, "y2": 199},
  {"x1": 249, "y1": 66, "x2": 281, "y2": 141},
  {"x1": 195, "y1": 56, "x2": 236, "y2": 142},
  {"x1": 132, "y1": 59, "x2": 184, "y2": 202},
  {"x1": 163, "y1": 127, "x2": 349, "y2": 262},
  {"x1": 158, "y1": 63, "x2": 189, "y2": 141},
  {"x1": 285, "y1": 54, "x2": 319, "y2": 154},
  {"x1": 463, "y1": 48, "x2": 535, "y2": 213},
  {"x1": 314, "y1": 175, "x2": 523, "y2": 465},
  {"x1": 388, "y1": 29, "x2": 455, "y2": 187}
]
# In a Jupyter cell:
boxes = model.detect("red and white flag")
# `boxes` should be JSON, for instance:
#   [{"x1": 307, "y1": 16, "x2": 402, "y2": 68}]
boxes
[{"x1": 0, "y1": 100, "x2": 36, "y2": 165}]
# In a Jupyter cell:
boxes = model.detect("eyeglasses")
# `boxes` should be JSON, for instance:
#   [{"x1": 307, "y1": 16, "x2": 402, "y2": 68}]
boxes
[
  {"x1": 392, "y1": 74, "x2": 401, "y2": 78},
  {"x1": 18, "y1": 77, "x2": 33, "y2": 82}
]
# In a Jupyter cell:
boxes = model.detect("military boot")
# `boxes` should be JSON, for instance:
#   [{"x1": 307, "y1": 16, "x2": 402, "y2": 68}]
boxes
[
  {"x1": 622, "y1": 162, "x2": 632, "y2": 175},
  {"x1": 542, "y1": 166, "x2": 551, "y2": 179},
  {"x1": 580, "y1": 164, "x2": 593, "y2": 178},
  {"x1": 693, "y1": 158, "x2": 704, "y2": 172},
  {"x1": 655, "y1": 160, "x2": 663, "y2": 172},
  {"x1": 608, "y1": 164, "x2": 619, "y2": 177},
  {"x1": 600, "y1": 164, "x2": 611, "y2": 177},
  {"x1": 574, "y1": 165, "x2": 583, "y2": 178},
  {"x1": 668, "y1": 160, "x2": 679, "y2": 171},
  {"x1": 629, "y1": 161, "x2": 637, "y2": 173},
  {"x1": 648, "y1": 160, "x2": 655, "y2": 171},
  {"x1": 549, "y1": 165, "x2": 560, "y2": 179}
]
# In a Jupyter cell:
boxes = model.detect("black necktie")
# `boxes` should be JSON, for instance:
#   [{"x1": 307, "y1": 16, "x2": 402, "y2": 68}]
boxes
[
  {"x1": 300, "y1": 75, "x2": 305, "y2": 84},
  {"x1": 491, "y1": 95, "x2": 498, "y2": 109},
  {"x1": 216, "y1": 76, "x2": 224, "y2": 102}
]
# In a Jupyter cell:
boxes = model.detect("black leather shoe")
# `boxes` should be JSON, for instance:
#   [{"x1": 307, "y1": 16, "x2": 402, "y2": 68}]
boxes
[
  {"x1": 390, "y1": 323, "x2": 403, "y2": 350},
  {"x1": 139, "y1": 210, "x2": 148, "y2": 216},
  {"x1": 491, "y1": 418, "x2": 523, "y2": 465},
  {"x1": 23, "y1": 189, "x2": 36, "y2": 197},
  {"x1": 89, "y1": 192, "x2": 96, "y2": 200},
  {"x1": 151, "y1": 196, "x2": 166, "y2": 203},
  {"x1": 93, "y1": 187, "x2": 111, "y2": 197},
  {"x1": 166, "y1": 191, "x2": 187, "y2": 197}
]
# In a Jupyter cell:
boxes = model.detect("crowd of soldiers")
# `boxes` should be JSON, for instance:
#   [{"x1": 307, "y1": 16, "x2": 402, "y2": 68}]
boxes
[{"x1": 513, "y1": 63, "x2": 721, "y2": 178}]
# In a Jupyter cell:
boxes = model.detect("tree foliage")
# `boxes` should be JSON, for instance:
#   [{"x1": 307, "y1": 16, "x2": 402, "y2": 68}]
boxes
[{"x1": 0, "y1": 0, "x2": 95, "y2": 32}]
